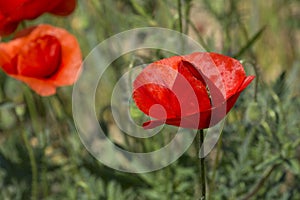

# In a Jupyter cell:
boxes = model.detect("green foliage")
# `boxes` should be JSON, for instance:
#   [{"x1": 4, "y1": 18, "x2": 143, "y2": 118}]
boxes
[{"x1": 1, "y1": 0, "x2": 300, "y2": 199}]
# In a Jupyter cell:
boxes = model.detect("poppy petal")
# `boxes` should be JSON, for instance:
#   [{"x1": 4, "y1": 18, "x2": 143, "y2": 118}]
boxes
[
  {"x1": 175, "y1": 60, "x2": 211, "y2": 113},
  {"x1": 0, "y1": 0, "x2": 76, "y2": 36},
  {"x1": 0, "y1": 47, "x2": 17, "y2": 74},
  {"x1": 237, "y1": 75, "x2": 255, "y2": 92},
  {"x1": 184, "y1": 52, "x2": 247, "y2": 100},
  {"x1": 16, "y1": 35, "x2": 62, "y2": 78},
  {"x1": 133, "y1": 56, "x2": 210, "y2": 120},
  {"x1": 133, "y1": 83, "x2": 180, "y2": 119},
  {"x1": 50, "y1": 0, "x2": 76, "y2": 16}
]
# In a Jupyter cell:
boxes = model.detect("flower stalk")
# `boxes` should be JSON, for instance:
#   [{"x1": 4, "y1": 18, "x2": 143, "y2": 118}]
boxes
[
  {"x1": 177, "y1": 0, "x2": 183, "y2": 33},
  {"x1": 199, "y1": 129, "x2": 206, "y2": 199},
  {"x1": 21, "y1": 129, "x2": 38, "y2": 200}
]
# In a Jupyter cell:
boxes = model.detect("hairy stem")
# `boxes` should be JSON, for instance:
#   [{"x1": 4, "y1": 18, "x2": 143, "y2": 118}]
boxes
[{"x1": 199, "y1": 129, "x2": 206, "y2": 199}]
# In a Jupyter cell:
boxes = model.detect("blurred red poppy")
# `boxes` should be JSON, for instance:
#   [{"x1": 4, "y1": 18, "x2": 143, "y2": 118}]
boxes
[
  {"x1": 0, "y1": 24, "x2": 82, "y2": 96},
  {"x1": 133, "y1": 52, "x2": 255, "y2": 129},
  {"x1": 0, "y1": 0, "x2": 76, "y2": 36}
]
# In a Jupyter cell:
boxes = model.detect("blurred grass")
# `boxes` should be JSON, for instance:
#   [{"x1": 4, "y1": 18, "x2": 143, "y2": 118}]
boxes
[{"x1": 0, "y1": 0, "x2": 300, "y2": 199}]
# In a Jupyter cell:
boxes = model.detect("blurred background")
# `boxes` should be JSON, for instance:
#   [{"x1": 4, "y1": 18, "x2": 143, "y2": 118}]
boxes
[{"x1": 0, "y1": 0, "x2": 300, "y2": 199}]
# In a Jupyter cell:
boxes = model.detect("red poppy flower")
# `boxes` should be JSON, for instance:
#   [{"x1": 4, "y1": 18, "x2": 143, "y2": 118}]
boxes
[
  {"x1": 0, "y1": 24, "x2": 82, "y2": 96},
  {"x1": 133, "y1": 52, "x2": 255, "y2": 129},
  {"x1": 0, "y1": 0, "x2": 76, "y2": 36}
]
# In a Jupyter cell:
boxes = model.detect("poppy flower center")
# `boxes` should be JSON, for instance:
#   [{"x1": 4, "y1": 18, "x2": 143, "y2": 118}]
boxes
[{"x1": 16, "y1": 35, "x2": 62, "y2": 78}]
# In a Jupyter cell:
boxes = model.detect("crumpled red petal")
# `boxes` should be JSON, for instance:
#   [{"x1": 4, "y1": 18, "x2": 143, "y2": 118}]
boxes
[
  {"x1": 184, "y1": 52, "x2": 247, "y2": 100},
  {"x1": 133, "y1": 59, "x2": 182, "y2": 119},
  {"x1": 17, "y1": 35, "x2": 62, "y2": 78},
  {"x1": 133, "y1": 56, "x2": 212, "y2": 120},
  {"x1": 142, "y1": 75, "x2": 255, "y2": 129}
]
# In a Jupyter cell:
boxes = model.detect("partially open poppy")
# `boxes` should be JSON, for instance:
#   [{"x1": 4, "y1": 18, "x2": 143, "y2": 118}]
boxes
[
  {"x1": 133, "y1": 52, "x2": 255, "y2": 129},
  {"x1": 0, "y1": 0, "x2": 76, "y2": 36},
  {"x1": 0, "y1": 24, "x2": 82, "y2": 96}
]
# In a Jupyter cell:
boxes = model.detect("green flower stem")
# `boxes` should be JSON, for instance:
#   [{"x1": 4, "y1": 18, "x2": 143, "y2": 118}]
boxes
[
  {"x1": 23, "y1": 85, "x2": 42, "y2": 134},
  {"x1": 21, "y1": 129, "x2": 38, "y2": 200},
  {"x1": 184, "y1": 0, "x2": 191, "y2": 34},
  {"x1": 177, "y1": 0, "x2": 183, "y2": 33},
  {"x1": 177, "y1": 0, "x2": 186, "y2": 54},
  {"x1": 14, "y1": 106, "x2": 38, "y2": 200},
  {"x1": 186, "y1": 18, "x2": 210, "y2": 51},
  {"x1": 199, "y1": 129, "x2": 206, "y2": 200},
  {"x1": 21, "y1": 86, "x2": 40, "y2": 199}
]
